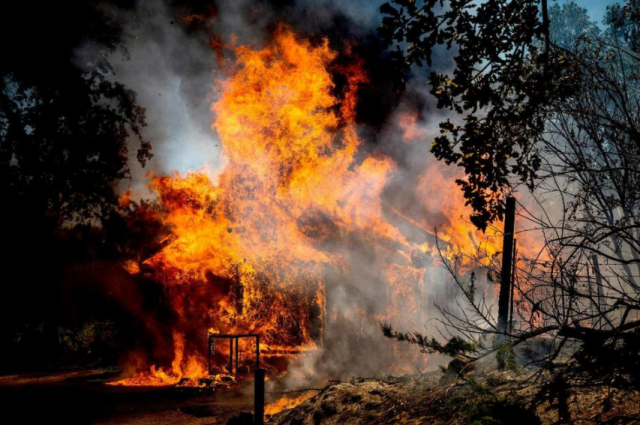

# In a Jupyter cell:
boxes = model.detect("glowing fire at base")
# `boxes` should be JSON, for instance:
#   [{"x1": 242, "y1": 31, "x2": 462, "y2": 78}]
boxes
[
  {"x1": 108, "y1": 332, "x2": 213, "y2": 387},
  {"x1": 265, "y1": 392, "x2": 315, "y2": 416}
]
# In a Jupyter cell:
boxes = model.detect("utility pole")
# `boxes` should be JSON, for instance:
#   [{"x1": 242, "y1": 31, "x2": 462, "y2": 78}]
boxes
[{"x1": 498, "y1": 196, "x2": 516, "y2": 332}]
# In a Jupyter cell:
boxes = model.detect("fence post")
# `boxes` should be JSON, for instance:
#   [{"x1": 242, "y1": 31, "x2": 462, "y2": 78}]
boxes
[
  {"x1": 254, "y1": 368, "x2": 265, "y2": 425},
  {"x1": 498, "y1": 196, "x2": 516, "y2": 332},
  {"x1": 509, "y1": 239, "x2": 517, "y2": 331},
  {"x1": 208, "y1": 334, "x2": 213, "y2": 375}
]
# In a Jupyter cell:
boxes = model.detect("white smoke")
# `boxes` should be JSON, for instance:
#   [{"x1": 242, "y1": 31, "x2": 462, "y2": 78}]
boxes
[{"x1": 106, "y1": 0, "x2": 223, "y2": 195}]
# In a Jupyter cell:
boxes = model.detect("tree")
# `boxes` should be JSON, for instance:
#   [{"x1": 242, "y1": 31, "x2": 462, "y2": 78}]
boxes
[
  {"x1": 382, "y1": 1, "x2": 640, "y2": 421},
  {"x1": 0, "y1": 1, "x2": 151, "y2": 370},
  {"x1": 378, "y1": 0, "x2": 573, "y2": 230},
  {"x1": 0, "y1": 1, "x2": 151, "y2": 226}
]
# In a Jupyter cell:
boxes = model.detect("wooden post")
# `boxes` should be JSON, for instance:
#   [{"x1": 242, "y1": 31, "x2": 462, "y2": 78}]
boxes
[
  {"x1": 229, "y1": 339, "x2": 233, "y2": 375},
  {"x1": 235, "y1": 337, "x2": 239, "y2": 378},
  {"x1": 208, "y1": 334, "x2": 213, "y2": 376},
  {"x1": 498, "y1": 196, "x2": 516, "y2": 332},
  {"x1": 254, "y1": 368, "x2": 265, "y2": 425},
  {"x1": 591, "y1": 255, "x2": 605, "y2": 329},
  {"x1": 509, "y1": 239, "x2": 517, "y2": 331}
]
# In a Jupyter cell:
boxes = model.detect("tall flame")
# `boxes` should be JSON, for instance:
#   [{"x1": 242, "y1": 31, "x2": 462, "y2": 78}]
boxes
[{"x1": 114, "y1": 27, "x2": 513, "y2": 386}]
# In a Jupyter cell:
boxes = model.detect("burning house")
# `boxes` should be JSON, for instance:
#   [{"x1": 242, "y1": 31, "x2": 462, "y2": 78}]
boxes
[
  {"x1": 107, "y1": 23, "x2": 505, "y2": 391},
  {"x1": 3, "y1": 1, "x2": 639, "y2": 424}
]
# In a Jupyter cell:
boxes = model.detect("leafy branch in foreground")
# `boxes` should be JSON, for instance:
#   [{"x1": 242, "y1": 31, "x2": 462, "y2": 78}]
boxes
[
  {"x1": 378, "y1": 0, "x2": 573, "y2": 230},
  {"x1": 380, "y1": 1, "x2": 640, "y2": 421},
  {"x1": 381, "y1": 323, "x2": 478, "y2": 359}
]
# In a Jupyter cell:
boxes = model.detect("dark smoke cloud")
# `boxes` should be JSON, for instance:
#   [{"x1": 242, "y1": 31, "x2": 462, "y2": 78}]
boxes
[{"x1": 105, "y1": 0, "x2": 443, "y2": 181}]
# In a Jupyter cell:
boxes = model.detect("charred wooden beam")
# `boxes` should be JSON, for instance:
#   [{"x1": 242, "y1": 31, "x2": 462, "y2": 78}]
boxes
[
  {"x1": 235, "y1": 337, "x2": 239, "y2": 378},
  {"x1": 207, "y1": 333, "x2": 261, "y2": 376},
  {"x1": 229, "y1": 339, "x2": 233, "y2": 374},
  {"x1": 235, "y1": 264, "x2": 244, "y2": 316},
  {"x1": 308, "y1": 287, "x2": 324, "y2": 347}
]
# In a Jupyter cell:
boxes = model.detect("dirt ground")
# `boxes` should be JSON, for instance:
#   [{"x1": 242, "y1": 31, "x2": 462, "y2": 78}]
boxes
[
  {"x1": 270, "y1": 368, "x2": 640, "y2": 425},
  {"x1": 3, "y1": 367, "x2": 639, "y2": 424},
  {"x1": 0, "y1": 369, "x2": 254, "y2": 425}
]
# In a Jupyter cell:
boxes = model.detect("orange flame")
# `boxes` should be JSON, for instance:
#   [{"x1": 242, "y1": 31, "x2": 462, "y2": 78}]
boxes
[
  {"x1": 114, "y1": 26, "x2": 522, "y2": 386},
  {"x1": 265, "y1": 392, "x2": 315, "y2": 416},
  {"x1": 109, "y1": 332, "x2": 209, "y2": 386}
]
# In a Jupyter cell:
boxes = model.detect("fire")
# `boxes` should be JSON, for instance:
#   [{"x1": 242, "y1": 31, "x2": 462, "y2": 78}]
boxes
[
  {"x1": 114, "y1": 26, "x2": 514, "y2": 386},
  {"x1": 265, "y1": 392, "x2": 315, "y2": 416},
  {"x1": 397, "y1": 110, "x2": 427, "y2": 143},
  {"x1": 417, "y1": 166, "x2": 501, "y2": 260},
  {"x1": 109, "y1": 332, "x2": 210, "y2": 387},
  {"x1": 148, "y1": 27, "x2": 393, "y2": 350}
]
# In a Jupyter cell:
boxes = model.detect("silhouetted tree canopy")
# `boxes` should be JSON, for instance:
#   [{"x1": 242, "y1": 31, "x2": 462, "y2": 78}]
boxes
[
  {"x1": 1, "y1": 1, "x2": 151, "y2": 226},
  {"x1": 382, "y1": 1, "x2": 640, "y2": 420},
  {"x1": 378, "y1": 0, "x2": 576, "y2": 230},
  {"x1": 608, "y1": 0, "x2": 640, "y2": 51},
  {"x1": 0, "y1": 1, "x2": 151, "y2": 370}
]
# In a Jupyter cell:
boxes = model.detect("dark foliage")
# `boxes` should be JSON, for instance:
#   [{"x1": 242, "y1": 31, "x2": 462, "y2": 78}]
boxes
[
  {"x1": 378, "y1": 0, "x2": 577, "y2": 230},
  {"x1": 381, "y1": 323, "x2": 478, "y2": 358},
  {"x1": 380, "y1": 2, "x2": 640, "y2": 420},
  {"x1": 0, "y1": 1, "x2": 152, "y2": 372}
]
